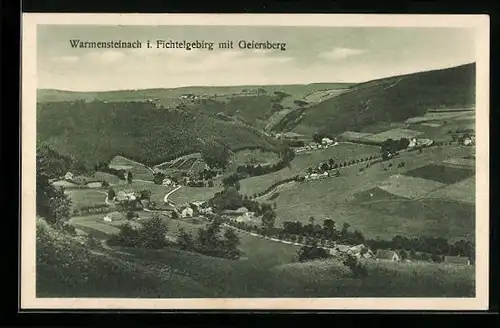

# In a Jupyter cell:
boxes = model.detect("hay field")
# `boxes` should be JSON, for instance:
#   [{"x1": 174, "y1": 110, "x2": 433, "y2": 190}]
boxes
[
  {"x1": 426, "y1": 175, "x2": 475, "y2": 204},
  {"x1": 378, "y1": 174, "x2": 446, "y2": 199}
]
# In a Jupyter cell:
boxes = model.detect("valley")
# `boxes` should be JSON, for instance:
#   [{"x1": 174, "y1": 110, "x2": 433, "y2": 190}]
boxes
[{"x1": 36, "y1": 63, "x2": 477, "y2": 298}]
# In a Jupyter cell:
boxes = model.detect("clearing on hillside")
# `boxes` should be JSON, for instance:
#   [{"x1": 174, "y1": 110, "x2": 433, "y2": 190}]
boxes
[
  {"x1": 231, "y1": 148, "x2": 281, "y2": 167},
  {"x1": 109, "y1": 156, "x2": 154, "y2": 181},
  {"x1": 363, "y1": 128, "x2": 423, "y2": 143}
]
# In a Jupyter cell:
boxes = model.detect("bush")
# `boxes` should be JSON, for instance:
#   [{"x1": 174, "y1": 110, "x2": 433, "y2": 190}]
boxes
[
  {"x1": 342, "y1": 253, "x2": 368, "y2": 278},
  {"x1": 297, "y1": 245, "x2": 331, "y2": 262}
]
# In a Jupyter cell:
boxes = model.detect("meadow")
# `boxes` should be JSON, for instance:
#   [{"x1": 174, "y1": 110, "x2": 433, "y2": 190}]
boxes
[
  {"x1": 266, "y1": 145, "x2": 475, "y2": 241},
  {"x1": 65, "y1": 189, "x2": 107, "y2": 210},
  {"x1": 239, "y1": 142, "x2": 380, "y2": 196}
]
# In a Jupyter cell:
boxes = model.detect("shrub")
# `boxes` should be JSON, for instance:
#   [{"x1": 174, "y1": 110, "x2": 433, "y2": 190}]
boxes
[{"x1": 342, "y1": 253, "x2": 368, "y2": 278}]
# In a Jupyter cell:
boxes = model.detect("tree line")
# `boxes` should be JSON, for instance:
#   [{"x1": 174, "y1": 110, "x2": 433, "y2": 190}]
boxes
[
  {"x1": 176, "y1": 218, "x2": 241, "y2": 259},
  {"x1": 234, "y1": 147, "x2": 295, "y2": 178}
]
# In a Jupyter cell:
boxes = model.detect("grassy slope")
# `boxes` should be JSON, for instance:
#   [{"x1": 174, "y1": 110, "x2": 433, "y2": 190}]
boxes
[
  {"x1": 37, "y1": 218, "x2": 474, "y2": 298},
  {"x1": 265, "y1": 145, "x2": 475, "y2": 241},
  {"x1": 36, "y1": 100, "x2": 283, "y2": 169},
  {"x1": 275, "y1": 63, "x2": 475, "y2": 135},
  {"x1": 239, "y1": 143, "x2": 380, "y2": 196}
]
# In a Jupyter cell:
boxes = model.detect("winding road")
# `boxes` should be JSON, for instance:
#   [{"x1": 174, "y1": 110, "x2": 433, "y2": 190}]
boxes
[{"x1": 164, "y1": 185, "x2": 182, "y2": 204}]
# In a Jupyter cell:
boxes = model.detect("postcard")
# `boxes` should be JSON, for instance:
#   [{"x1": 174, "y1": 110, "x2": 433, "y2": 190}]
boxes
[{"x1": 21, "y1": 13, "x2": 490, "y2": 310}]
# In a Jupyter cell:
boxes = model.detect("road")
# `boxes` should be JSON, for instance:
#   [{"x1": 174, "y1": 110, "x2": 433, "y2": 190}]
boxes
[{"x1": 164, "y1": 185, "x2": 182, "y2": 204}]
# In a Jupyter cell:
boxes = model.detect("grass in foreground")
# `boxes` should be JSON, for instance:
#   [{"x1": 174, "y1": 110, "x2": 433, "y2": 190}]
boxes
[{"x1": 37, "y1": 218, "x2": 475, "y2": 298}]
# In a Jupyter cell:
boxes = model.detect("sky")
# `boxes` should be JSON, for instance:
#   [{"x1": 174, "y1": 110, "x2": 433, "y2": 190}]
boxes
[{"x1": 37, "y1": 25, "x2": 476, "y2": 91}]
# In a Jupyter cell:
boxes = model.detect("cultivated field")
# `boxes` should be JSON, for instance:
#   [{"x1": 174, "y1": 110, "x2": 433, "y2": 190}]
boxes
[
  {"x1": 65, "y1": 189, "x2": 107, "y2": 210},
  {"x1": 378, "y1": 174, "x2": 446, "y2": 199}
]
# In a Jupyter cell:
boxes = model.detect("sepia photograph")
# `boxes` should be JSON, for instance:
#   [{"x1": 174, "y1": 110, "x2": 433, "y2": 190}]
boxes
[{"x1": 21, "y1": 14, "x2": 489, "y2": 310}]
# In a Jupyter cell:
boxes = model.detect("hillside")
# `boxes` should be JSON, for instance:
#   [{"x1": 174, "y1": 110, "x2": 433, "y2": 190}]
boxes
[
  {"x1": 273, "y1": 63, "x2": 476, "y2": 135},
  {"x1": 37, "y1": 83, "x2": 353, "y2": 103},
  {"x1": 36, "y1": 100, "x2": 283, "y2": 169},
  {"x1": 36, "y1": 218, "x2": 474, "y2": 298}
]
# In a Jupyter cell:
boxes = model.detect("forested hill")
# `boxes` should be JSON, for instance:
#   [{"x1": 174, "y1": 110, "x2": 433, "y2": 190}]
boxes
[
  {"x1": 36, "y1": 100, "x2": 283, "y2": 170},
  {"x1": 274, "y1": 63, "x2": 476, "y2": 135}
]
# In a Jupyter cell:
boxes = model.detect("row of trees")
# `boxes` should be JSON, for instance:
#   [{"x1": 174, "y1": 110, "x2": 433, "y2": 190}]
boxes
[
  {"x1": 224, "y1": 215, "x2": 474, "y2": 260},
  {"x1": 176, "y1": 218, "x2": 241, "y2": 259},
  {"x1": 108, "y1": 214, "x2": 170, "y2": 249},
  {"x1": 235, "y1": 148, "x2": 295, "y2": 178},
  {"x1": 381, "y1": 138, "x2": 411, "y2": 154},
  {"x1": 306, "y1": 154, "x2": 380, "y2": 176}
]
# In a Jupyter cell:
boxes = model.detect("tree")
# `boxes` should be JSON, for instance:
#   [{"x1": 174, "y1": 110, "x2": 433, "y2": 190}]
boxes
[
  {"x1": 36, "y1": 160, "x2": 72, "y2": 228},
  {"x1": 262, "y1": 210, "x2": 276, "y2": 231},
  {"x1": 171, "y1": 210, "x2": 180, "y2": 220},
  {"x1": 139, "y1": 214, "x2": 169, "y2": 249},
  {"x1": 110, "y1": 222, "x2": 141, "y2": 247},
  {"x1": 139, "y1": 189, "x2": 151, "y2": 200},
  {"x1": 207, "y1": 180, "x2": 215, "y2": 187},
  {"x1": 297, "y1": 245, "x2": 330, "y2": 262},
  {"x1": 107, "y1": 188, "x2": 116, "y2": 201},
  {"x1": 328, "y1": 158, "x2": 335, "y2": 167},
  {"x1": 127, "y1": 171, "x2": 133, "y2": 184},
  {"x1": 202, "y1": 144, "x2": 231, "y2": 170},
  {"x1": 222, "y1": 228, "x2": 241, "y2": 258},
  {"x1": 153, "y1": 172, "x2": 165, "y2": 184},
  {"x1": 176, "y1": 228, "x2": 194, "y2": 250}
]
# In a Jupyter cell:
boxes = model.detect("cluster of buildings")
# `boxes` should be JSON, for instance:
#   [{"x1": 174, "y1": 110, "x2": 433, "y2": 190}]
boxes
[
  {"x1": 294, "y1": 138, "x2": 338, "y2": 154},
  {"x1": 408, "y1": 138, "x2": 434, "y2": 148}
]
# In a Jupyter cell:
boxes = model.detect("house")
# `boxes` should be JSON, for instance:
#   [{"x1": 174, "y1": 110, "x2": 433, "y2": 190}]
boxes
[
  {"x1": 347, "y1": 244, "x2": 374, "y2": 259},
  {"x1": 181, "y1": 207, "x2": 194, "y2": 218},
  {"x1": 321, "y1": 137, "x2": 334, "y2": 146},
  {"x1": 64, "y1": 172, "x2": 74, "y2": 181},
  {"x1": 443, "y1": 256, "x2": 471, "y2": 266},
  {"x1": 409, "y1": 138, "x2": 417, "y2": 148},
  {"x1": 162, "y1": 178, "x2": 172, "y2": 186},
  {"x1": 235, "y1": 207, "x2": 249, "y2": 214},
  {"x1": 376, "y1": 249, "x2": 400, "y2": 261}
]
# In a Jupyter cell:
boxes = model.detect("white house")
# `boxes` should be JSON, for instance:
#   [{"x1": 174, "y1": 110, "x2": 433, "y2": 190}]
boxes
[
  {"x1": 409, "y1": 138, "x2": 417, "y2": 148},
  {"x1": 64, "y1": 172, "x2": 74, "y2": 181},
  {"x1": 181, "y1": 207, "x2": 194, "y2": 218},
  {"x1": 162, "y1": 178, "x2": 172, "y2": 186},
  {"x1": 321, "y1": 137, "x2": 334, "y2": 146},
  {"x1": 376, "y1": 249, "x2": 400, "y2": 261}
]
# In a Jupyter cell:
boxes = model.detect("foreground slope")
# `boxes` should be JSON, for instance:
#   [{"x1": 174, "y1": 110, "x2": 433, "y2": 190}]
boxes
[
  {"x1": 37, "y1": 218, "x2": 474, "y2": 298},
  {"x1": 274, "y1": 63, "x2": 475, "y2": 135}
]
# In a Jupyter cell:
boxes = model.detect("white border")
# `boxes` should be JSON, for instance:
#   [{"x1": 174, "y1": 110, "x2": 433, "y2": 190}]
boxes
[{"x1": 21, "y1": 13, "x2": 490, "y2": 310}]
